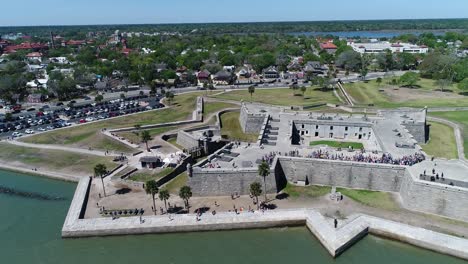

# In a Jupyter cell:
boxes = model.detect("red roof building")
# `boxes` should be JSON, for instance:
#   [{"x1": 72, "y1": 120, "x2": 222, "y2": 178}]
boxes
[{"x1": 320, "y1": 42, "x2": 338, "y2": 50}]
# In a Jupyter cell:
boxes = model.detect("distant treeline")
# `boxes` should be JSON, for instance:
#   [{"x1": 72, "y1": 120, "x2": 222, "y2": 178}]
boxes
[{"x1": 1, "y1": 19, "x2": 467, "y2": 37}]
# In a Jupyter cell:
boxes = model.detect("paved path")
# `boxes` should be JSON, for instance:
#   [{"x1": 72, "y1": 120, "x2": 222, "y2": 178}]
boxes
[{"x1": 6, "y1": 140, "x2": 108, "y2": 157}]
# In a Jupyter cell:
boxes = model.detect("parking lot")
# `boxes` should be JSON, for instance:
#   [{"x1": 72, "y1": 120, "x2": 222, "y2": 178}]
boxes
[{"x1": 0, "y1": 95, "x2": 163, "y2": 139}]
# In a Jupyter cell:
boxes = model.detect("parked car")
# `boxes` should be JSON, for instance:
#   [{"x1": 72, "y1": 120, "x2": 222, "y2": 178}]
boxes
[
  {"x1": 12, "y1": 132, "x2": 22, "y2": 137},
  {"x1": 25, "y1": 129, "x2": 35, "y2": 134}
]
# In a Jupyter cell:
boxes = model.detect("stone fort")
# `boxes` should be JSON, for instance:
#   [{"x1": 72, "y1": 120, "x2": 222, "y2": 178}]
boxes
[{"x1": 187, "y1": 103, "x2": 468, "y2": 222}]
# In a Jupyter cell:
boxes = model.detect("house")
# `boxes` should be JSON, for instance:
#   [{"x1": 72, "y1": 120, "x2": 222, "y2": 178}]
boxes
[
  {"x1": 27, "y1": 93, "x2": 44, "y2": 104},
  {"x1": 139, "y1": 156, "x2": 161, "y2": 169},
  {"x1": 223, "y1": 65, "x2": 236, "y2": 72},
  {"x1": 26, "y1": 52, "x2": 43, "y2": 62},
  {"x1": 50, "y1": 57, "x2": 69, "y2": 64},
  {"x1": 212, "y1": 70, "x2": 232, "y2": 86},
  {"x1": 155, "y1": 63, "x2": 168, "y2": 73},
  {"x1": 62, "y1": 40, "x2": 86, "y2": 47},
  {"x1": 304, "y1": 61, "x2": 326, "y2": 75},
  {"x1": 262, "y1": 66, "x2": 279, "y2": 79},
  {"x1": 320, "y1": 42, "x2": 338, "y2": 54},
  {"x1": 197, "y1": 70, "x2": 211, "y2": 86}
]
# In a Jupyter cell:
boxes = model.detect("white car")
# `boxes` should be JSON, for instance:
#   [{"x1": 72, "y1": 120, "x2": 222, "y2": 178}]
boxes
[
  {"x1": 37, "y1": 127, "x2": 46, "y2": 132},
  {"x1": 85, "y1": 117, "x2": 94, "y2": 122},
  {"x1": 12, "y1": 132, "x2": 22, "y2": 137},
  {"x1": 25, "y1": 129, "x2": 35, "y2": 134},
  {"x1": 46, "y1": 126, "x2": 54, "y2": 130}
]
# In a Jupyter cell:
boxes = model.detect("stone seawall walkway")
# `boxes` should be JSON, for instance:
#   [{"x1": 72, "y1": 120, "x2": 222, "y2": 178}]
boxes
[{"x1": 63, "y1": 178, "x2": 468, "y2": 260}]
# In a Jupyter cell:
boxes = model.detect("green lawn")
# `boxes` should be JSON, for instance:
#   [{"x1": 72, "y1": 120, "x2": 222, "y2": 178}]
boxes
[
  {"x1": 0, "y1": 143, "x2": 115, "y2": 175},
  {"x1": 220, "y1": 111, "x2": 259, "y2": 142},
  {"x1": 212, "y1": 87, "x2": 340, "y2": 106},
  {"x1": 337, "y1": 188, "x2": 399, "y2": 211},
  {"x1": 167, "y1": 137, "x2": 183, "y2": 149},
  {"x1": 21, "y1": 93, "x2": 210, "y2": 152},
  {"x1": 430, "y1": 111, "x2": 468, "y2": 158},
  {"x1": 204, "y1": 102, "x2": 238, "y2": 115},
  {"x1": 421, "y1": 121, "x2": 458, "y2": 159},
  {"x1": 283, "y1": 183, "x2": 332, "y2": 198},
  {"x1": 116, "y1": 126, "x2": 177, "y2": 145},
  {"x1": 344, "y1": 78, "x2": 468, "y2": 108},
  {"x1": 310, "y1": 140, "x2": 363, "y2": 149},
  {"x1": 128, "y1": 167, "x2": 175, "y2": 182},
  {"x1": 164, "y1": 172, "x2": 188, "y2": 194}
]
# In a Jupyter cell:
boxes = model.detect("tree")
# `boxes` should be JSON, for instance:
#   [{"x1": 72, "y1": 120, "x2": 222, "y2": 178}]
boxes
[
  {"x1": 145, "y1": 180, "x2": 159, "y2": 215},
  {"x1": 436, "y1": 78, "x2": 452, "y2": 92},
  {"x1": 120, "y1": 93, "x2": 126, "y2": 100},
  {"x1": 248, "y1": 85, "x2": 255, "y2": 101},
  {"x1": 165, "y1": 91, "x2": 174, "y2": 105},
  {"x1": 458, "y1": 78, "x2": 468, "y2": 93},
  {"x1": 179, "y1": 185, "x2": 192, "y2": 212},
  {"x1": 95, "y1": 94, "x2": 103, "y2": 103},
  {"x1": 94, "y1": 164, "x2": 108, "y2": 197},
  {"x1": 249, "y1": 182, "x2": 262, "y2": 209},
  {"x1": 300, "y1": 86, "x2": 307, "y2": 97},
  {"x1": 360, "y1": 68, "x2": 368, "y2": 81},
  {"x1": 336, "y1": 50, "x2": 362, "y2": 72},
  {"x1": 258, "y1": 161, "x2": 270, "y2": 203},
  {"x1": 376, "y1": 77, "x2": 383, "y2": 87},
  {"x1": 141, "y1": 130, "x2": 152, "y2": 151},
  {"x1": 399, "y1": 72, "x2": 420, "y2": 88},
  {"x1": 158, "y1": 189, "x2": 170, "y2": 212}
]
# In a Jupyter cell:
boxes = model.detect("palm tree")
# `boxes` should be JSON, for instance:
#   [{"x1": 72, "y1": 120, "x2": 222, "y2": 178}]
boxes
[
  {"x1": 250, "y1": 182, "x2": 262, "y2": 209},
  {"x1": 141, "y1": 130, "x2": 152, "y2": 152},
  {"x1": 179, "y1": 185, "x2": 192, "y2": 212},
  {"x1": 258, "y1": 161, "x2": 270, "y2": 203},
  {"x1": 145, "y1": 180, "x2": 159, "y2": 215},
  {"x1": 94, "y1": 164, "x2": 108, "y2": 197},
  {"x1": 158, "y1": 189, "x2": 170, "y2": 212},
  {"x1": 248, "y1": 85, "x2": 255, "y2": 101}
]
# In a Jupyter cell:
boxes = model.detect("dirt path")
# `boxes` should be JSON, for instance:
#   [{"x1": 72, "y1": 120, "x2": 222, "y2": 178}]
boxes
[{"x1": 6, "y1": 139, "x2": 108, "y2": 156}]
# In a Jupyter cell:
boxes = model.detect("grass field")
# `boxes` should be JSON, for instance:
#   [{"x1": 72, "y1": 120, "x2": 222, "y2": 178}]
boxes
[
  {"x1": 337, "y1": 188, "x2": 399, "y2": 211},
  {"x1": 164, "y1": 172, "x2": 188, "y2": 194},
  {"x1": 310, "y1": 140, "x2": 363, "y2": 149},
  {"x1": 283, "y1": 183, "x2": 331, "y2": 198},
  {"x1": 220, "y1": 111, "x2": 258, "y2": 142},
  {"x1": 22, "y1": 92, "x2": 230, "y2": 152},
  {"x1": 0, "y1": 143, "x2": 115, "y2": 175},
  {"x1": 212, "y1": 87, "x2": 340, "y2": 106},
  {"x1": 421, "y1": 121, "x2": 458, "y2": 159},
  {"x1": 344, "y1": 78, "x2": 468, "y2": 108},
  {"x1": 116, "y1": 126, "x2": 177, "y2": 145},
  {"x1": 430, "y1": 111, "x2": 468, "y2": 158},
  {"x1": 129, "y1": 167, "x2": 175, "y2": 182}
]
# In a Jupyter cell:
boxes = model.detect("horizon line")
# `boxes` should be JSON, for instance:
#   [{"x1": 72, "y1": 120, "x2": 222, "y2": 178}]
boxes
[{"x1": 1, "y1": 17, "x2": 467, "y2": 29}]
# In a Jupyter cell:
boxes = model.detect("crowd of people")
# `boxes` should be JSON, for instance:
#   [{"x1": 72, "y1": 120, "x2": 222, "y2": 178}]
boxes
[
  {"x1": 308, "y1": 150, "x2": 425, "y2": 166},
  {"x1": 261, "y1": 152, "x2": 277, "y2": 165}
]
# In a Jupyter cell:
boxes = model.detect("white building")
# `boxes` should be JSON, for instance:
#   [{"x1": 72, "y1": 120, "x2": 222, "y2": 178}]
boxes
[{"x1": 348, "y1": 41, "x2": 428, "y2": 54}]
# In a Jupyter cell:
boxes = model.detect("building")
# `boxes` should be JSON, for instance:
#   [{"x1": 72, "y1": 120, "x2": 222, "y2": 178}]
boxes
[
  {"x1": 197, "y1": 70, "x2": 211, "y2": 86},
  {"x1": 320, "y1": 42, "x2": 338, "y2": 54},
  {"x1": 27, "y1": 93, "x2": 44, "y2": 103},
  {"x1": 212, "y1": 70, "x2": 232, "y2": 86},
  {"x1": 139, "y1": 156, "x2": 161, "y2": 169},
  {"x1": 26, "y1": 52, "x2": 43, "y2": 62},
  {"x1": 262, "y1": 66, "x2": 279, "y2": 79},
  {"x1": 348, "y1": 41, "x2": 429, "y2": 54}
]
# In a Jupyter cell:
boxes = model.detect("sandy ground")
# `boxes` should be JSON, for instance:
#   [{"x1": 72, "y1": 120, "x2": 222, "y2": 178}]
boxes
[{"x1": 84, "y1": 179, "x2": 468, "y2": 239}]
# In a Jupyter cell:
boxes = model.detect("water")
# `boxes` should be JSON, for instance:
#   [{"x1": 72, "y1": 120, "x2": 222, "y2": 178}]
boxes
[
  {"x1": 289, "y1": 30, "x2": 447, "y2": 38},
  {"x1": 0, "y1": 169, "x2": 466, "y2": 264}
]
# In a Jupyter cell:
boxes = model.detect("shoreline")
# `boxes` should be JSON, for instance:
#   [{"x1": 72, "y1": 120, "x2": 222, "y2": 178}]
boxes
[
  {"x1": 0, "y1": 162, "x2": 80, "y2": 183},
  {"x1": 62, "y1": 177, "x2": 468, "y2": 260}
]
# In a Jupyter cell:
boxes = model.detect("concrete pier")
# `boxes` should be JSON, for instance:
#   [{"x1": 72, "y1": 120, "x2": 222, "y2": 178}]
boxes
[{"x1": 62, "y1": 177, "x2": 468, "y2": 260}]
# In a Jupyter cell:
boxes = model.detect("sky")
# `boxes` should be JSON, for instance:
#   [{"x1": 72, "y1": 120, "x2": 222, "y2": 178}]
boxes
[{"x1": 0, "y1": 0, "x2": 467, "y2": 26}]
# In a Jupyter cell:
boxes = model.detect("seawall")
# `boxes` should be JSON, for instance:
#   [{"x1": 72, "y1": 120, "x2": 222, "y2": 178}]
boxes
[{"x1": 61, "y1": 177, "x2": 468, "y2": 260}]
